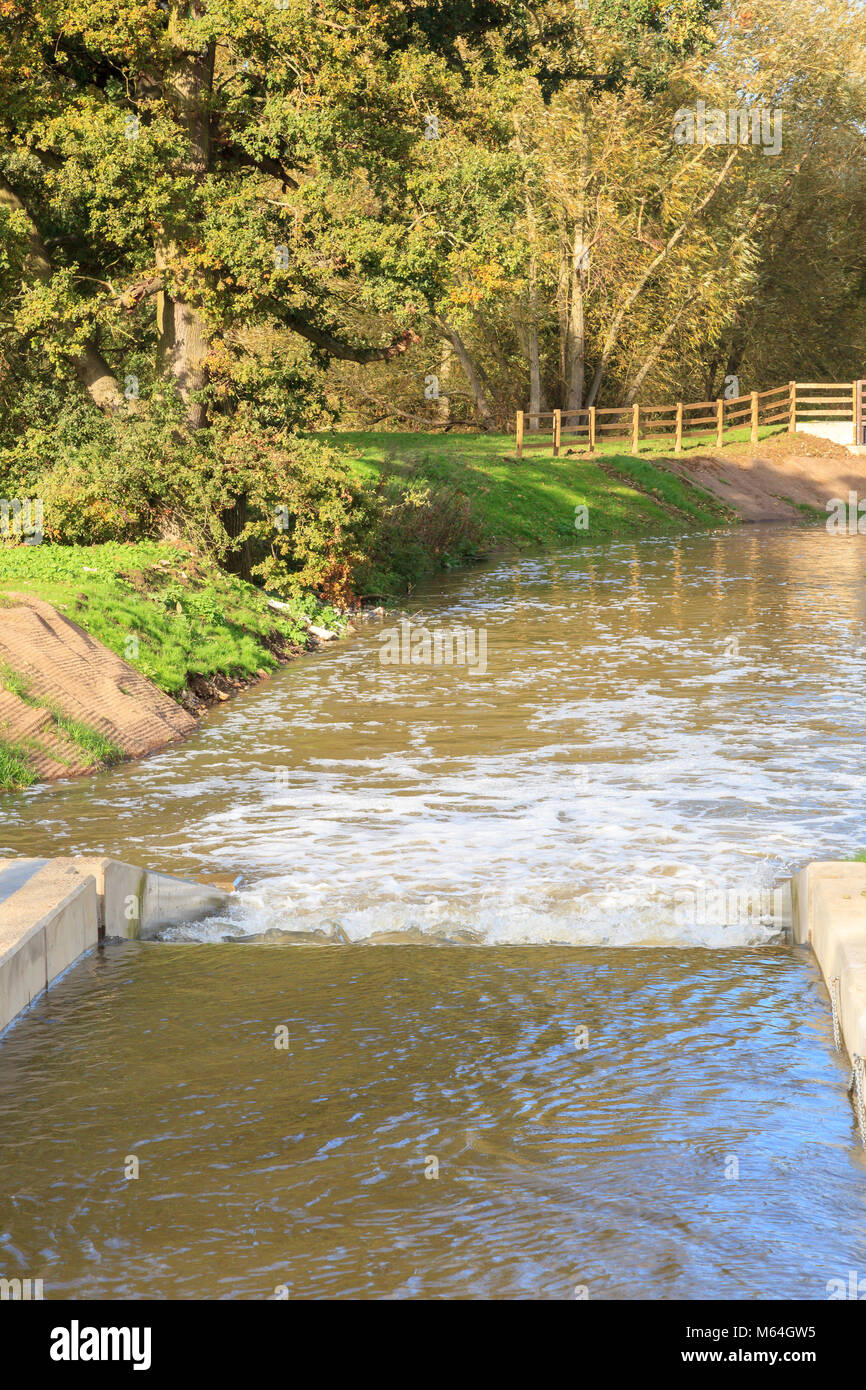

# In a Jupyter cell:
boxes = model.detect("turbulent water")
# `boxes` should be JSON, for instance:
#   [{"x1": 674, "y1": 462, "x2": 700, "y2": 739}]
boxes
[
  {"x1": 2, "y1": 526, "x2": 866, "y2": 946},
  {"x1": 3, "y1": 526, "x2": 866, "y2": 1300}
]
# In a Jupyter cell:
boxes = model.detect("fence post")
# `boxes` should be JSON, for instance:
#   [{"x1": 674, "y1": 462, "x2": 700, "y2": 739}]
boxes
[
  {"x1": 788, "y1": 381, "x2": 796, "y2": 434},
  {"x1": 853, "y1": 383, "x2": 859, "y2": 447},
  {"x1": 588, "y1": 406, "x2": 596, "y2": 453},
  {"x1": 631, "y1": 403, "x2": 640, "y2": 453},
  {"x1": 674, "y1": 402, "x2": 683, "y2": 454},
  {"x1": 515, "y1": 410, "x2": 524, "y2": 459},
  {"x1": 857, "y1": 381, "x2": 864, "y2": 448},
  {"x1": 750, "y1": 391, "x2": 759, "y2": 448},
  {"x1": 716, "y1": 398, "x2": 723, "y2": 448},
  {"x1": 553, "y1": 408, "x2": 561, "y2": 457}
]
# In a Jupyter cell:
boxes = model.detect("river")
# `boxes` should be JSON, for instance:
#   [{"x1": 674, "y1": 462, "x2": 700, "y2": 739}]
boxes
[{"x1": 1, "y1": 525, "x2": 866, "y2": 1297}]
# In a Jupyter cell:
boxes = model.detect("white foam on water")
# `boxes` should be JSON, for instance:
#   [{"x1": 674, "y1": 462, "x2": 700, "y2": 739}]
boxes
[{"x1": 160, "y1": 528, "x2": 866, "y2": 947}]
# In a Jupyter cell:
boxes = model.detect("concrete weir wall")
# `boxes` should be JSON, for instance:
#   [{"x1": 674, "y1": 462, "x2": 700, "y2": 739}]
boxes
[
  {"x1": 791, "y1": 862, "x2": 866, "y2": 1068},
  {"x1": 0, "y1": 857, "x2": 228, "y2": 1035}
]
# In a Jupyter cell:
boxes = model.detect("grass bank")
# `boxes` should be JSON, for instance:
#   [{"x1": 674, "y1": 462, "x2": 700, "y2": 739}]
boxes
[
  {"x1": 0, "y1": 655, "x2": 123, "y2": 789},
  {"x1": 0, "y1": 433, "x2": 736, "y2": 789},
  {"x1": 324, "y1": 430, "x2": 737, "y2": 554},
  {"x1": 0, "y1": 541, "x2": 342, "y2": 698}
]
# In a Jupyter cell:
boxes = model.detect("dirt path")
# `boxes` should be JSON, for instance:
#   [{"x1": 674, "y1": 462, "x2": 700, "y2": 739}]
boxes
[{"x1": 658, "y1": 433, "x2": 866, "y2": 522}]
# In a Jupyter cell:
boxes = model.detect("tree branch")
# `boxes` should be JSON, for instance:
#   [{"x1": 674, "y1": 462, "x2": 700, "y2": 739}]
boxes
[
  {"x1": 266, "y1": 302, "x2": 420, "y2": 361},
  {"x1": 586, "y1": 148, "x2": 739, "y2": 407},
  {"x1": 0, "y1": 176, "x2": 127, "y2": 413},
  {"x1": 115, "y1": 276, "x2": 163, "y2": 310},
  {"x1": 212, "y1": 137, "x2": 299, "y2": 189}
]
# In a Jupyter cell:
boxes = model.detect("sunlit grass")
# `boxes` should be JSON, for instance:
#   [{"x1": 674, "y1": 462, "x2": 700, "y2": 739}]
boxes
[
  {"x1": 0, "y1": 542, "x2": 338, "y2": 695},
  {"x1": 321, "y1": 429, "x2": 734, "y2": 550}
]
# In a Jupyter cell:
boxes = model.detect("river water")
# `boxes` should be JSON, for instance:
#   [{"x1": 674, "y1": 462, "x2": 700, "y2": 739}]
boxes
[{"x1": 2, "y1": 525, "x2": 866, "y2": 1297}]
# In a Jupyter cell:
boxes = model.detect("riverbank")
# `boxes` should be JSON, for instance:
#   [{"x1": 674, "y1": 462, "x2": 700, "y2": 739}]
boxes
[
  {"x1": 0, "y1": 542, "x2": 346, "y2": 788},
  {"x1": 2, "y1": 429, "x2": 840, "y2": 791},
  {"x1": 328, "y1": 429, "x2": 737, "y2": 549},
  {"x1": 0, "y1": 444, "x2": 741, "y2": 788}
]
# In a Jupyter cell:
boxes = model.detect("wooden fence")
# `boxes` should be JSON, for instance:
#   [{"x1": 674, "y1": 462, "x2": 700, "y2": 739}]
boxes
[{"x1": 514, "y1": 381, "x2": 866, "y2": 458}]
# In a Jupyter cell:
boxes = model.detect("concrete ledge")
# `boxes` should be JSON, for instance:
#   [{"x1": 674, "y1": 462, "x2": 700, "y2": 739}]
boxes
[
  {"x1": 0, "y1": 857, "x2": 230, "y2": 1034},
  {"x1": 0, "y1": 858, "x2": 49, "y2": 905},
  {"x1": 71, "y1": 856, "x2": 229, "y2": 940},
  {"x1": 0, "y1": 861, "x2": 99, "y2": 1034},
  {"x1": 791, "y1": 861, "x2": 866, "y2": 1062}
]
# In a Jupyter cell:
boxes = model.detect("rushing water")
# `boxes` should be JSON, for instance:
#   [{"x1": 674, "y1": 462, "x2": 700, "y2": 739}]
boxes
[
  {"x1": 3, "y1": 526, "x2": 866, "y2": 945},
  {"x1": 2, "y1": 525, "x2": 866, "y2": 1298}
]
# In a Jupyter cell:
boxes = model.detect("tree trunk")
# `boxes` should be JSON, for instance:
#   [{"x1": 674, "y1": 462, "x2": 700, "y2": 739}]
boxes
[
  {"x1": 157, "y1": 285, "x2": 210, "y2": 430},
  {"x1": 157, "y1": 15, "x2": 215, "y2": 430},
  {"x1": 436, "y1": 338, "x2": 452, "y2": 423},
  {"x1": 437, "y1": 320, "x2": 495, "y2": 428},
  {"x1": 527, "y1": 288, "x2": 544, "y2": 428},
  {"x1": 74, "y1": 343, "x2": 129, "y2": 413},
  {"x1": 564, "y1": 137, "x2": 590, "y2": 411},
  {"x1": 221, "y1": 493, "x2": 253, "y2": 581},
  {"x1": 513, "y1": 116, "x2": 547, "y2": 428}
]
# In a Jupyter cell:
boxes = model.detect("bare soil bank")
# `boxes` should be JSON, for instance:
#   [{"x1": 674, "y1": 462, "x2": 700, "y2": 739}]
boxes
[
  {"x1": 0, "y1": 592, "x2": 195, "y2": 781},
  {"x1": 660, "y1": 434, "x2": 866, "y2": 521}
]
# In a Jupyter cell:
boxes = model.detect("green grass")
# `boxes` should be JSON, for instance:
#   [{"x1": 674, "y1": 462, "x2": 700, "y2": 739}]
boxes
[
  {"x1": 0, "y1": 661, "x2": 35, "y2": 703},
  {"x1": 519, "y1": 422, "x2": 790, "y2": 458},
  {"x1": 601, "y1": 454, "x2": 735, "y2": 524},
  {"x1": 0, "y1": 541, "x2": 341, "y2": 696},
  {"x1": 0, "y1": 740, "x2": 37, "y2": 790},
  {"x1": 322, "y1": 429, "x2": 735, "y2": 549},
  {"x1": 50, "y1": 714, "x2": 123, "y2": 768},
  {"x1": 777, "y1": 494, "x2": 827, "y2": 523},
  {"x1": 0, "y1": 661, "x2": 125, "y2": 785}
]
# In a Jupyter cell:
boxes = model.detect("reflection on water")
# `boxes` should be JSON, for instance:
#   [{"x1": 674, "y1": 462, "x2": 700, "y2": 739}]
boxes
[
  {"x1": 2, "y1": 526, "x2": 866, "y2": 1299},
  {"x1": 0, "y1": 944, "x2": 863, "y2": 1300},
  {"x1": 2, "y1": 527, "x2": 866, "y2": 945}
]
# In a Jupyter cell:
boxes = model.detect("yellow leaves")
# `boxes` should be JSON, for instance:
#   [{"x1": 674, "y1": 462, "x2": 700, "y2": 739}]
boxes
[{"x1": 449, "y1": 261, "x2": 508, "y2": 307}]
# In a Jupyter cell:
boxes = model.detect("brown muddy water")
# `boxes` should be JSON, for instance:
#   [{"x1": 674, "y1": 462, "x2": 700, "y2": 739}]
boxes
[{"x1": 2, "y1": 526, "x2": 866, "y2": 1298}]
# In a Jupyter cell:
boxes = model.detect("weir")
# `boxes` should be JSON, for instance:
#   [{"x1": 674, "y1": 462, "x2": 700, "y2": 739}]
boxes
[
  {"x1": 790, "y1": 862, "x2": 866, "y2": 1107},
  {"x1": 1, "y1": 848, "x2": 865, "y2": 1144},
  {"x1": 0, "y1": 856, "x2": 228, "y2": 1034}
]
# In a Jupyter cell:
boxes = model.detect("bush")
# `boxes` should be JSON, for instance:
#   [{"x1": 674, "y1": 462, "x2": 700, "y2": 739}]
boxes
[{"x1": 0, "y1": 396, "x2": 487, "y2": 605}]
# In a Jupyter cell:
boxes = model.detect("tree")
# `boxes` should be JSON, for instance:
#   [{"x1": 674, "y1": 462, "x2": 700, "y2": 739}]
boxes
[{"x1": 0, "y1": 0, "x2": 534, "y2": 433}]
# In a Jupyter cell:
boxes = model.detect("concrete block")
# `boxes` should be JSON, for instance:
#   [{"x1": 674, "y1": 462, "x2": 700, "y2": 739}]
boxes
[
  {"x1": 0, "y1": 861, "x2": 99, "y2": 1034},
  {"x1": 139, "y1": 869, "x2": 227, "y2": 939},
  {"x1": 0, "y1": 917, "x2": 46, "y2": 1034},
  {"x1": 44, "y1": 879, "x2": 99, "y2": 981},
  {"x1": 0, "y1": 856, "x2": 229, "y2": 1033},
  {"x1": 0, "y1": 859, "x2": 49, "y2": 906},
  {"x1": 797, "y1": 421, "x2": 857, "y2": 448},
  {"x1": 793, "y1": 861, "x2": 866, "y2": 1061},
  {"x1": 70, "y1": 857, "x2": 228, "y2": 940}
]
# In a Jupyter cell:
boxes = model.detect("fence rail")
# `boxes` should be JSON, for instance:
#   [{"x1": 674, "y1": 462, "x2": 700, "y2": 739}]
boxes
[{"x1": 514, "y1": 380, "x2": 866, "y2": 458}]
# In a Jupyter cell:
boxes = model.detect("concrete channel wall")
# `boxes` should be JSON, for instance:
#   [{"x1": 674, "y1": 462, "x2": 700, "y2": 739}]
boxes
[
  {"x1": 0, "y1": 857, "x2": 228, "y2": 1035},
  {"x1": 791, "y1": 861, "x2": 866, "y2": 1065}
]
